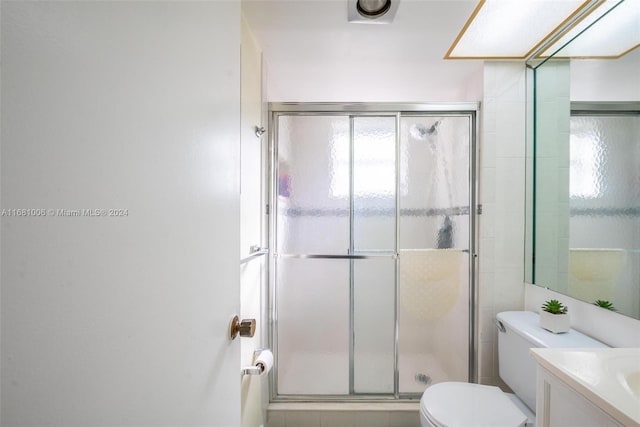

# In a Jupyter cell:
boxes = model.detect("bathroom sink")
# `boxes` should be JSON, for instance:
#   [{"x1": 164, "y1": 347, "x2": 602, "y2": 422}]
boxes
[
  {"x1": 531, "y1": 348, "x2": 640, "y2": 426},
  {"x1": 605, "y1": 354, "x2": 640, "y2": 400},
  {"x1": 623, "y1": 371, "x2": 640, "y2": 399}
]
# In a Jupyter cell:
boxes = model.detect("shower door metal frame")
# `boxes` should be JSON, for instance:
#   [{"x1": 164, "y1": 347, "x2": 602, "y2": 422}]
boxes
[{"x1": 267, "y1": 102, "x2": 479, "y2": 402}]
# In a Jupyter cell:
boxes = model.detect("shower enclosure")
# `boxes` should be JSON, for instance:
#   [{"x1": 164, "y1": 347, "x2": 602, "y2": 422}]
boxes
[{"x1": 268, "y1": 103, "x2": 478, "y2": 400}]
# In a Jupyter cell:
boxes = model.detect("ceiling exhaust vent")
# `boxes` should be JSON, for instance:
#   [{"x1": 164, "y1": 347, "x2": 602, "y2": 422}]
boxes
[{"x1": 348, "y1": 0, "x2": 400, "y2": 24}]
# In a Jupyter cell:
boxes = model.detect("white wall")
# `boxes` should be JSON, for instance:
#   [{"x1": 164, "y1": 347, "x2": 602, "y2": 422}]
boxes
[
  {"x1": 1, "y1": 2, "x2": 241, "y2": 425},
  {"x1": 266, "y1": 61, "x2": 484, "y2": 103},
  {"x1": 240, "y1": 14, "x2": 268, "y2": 427},
  {"x1": 477, "y1": 62, "x2": 528, "y2": 387},
  {"x1": 570, "y1": 48, "x2": 640, "y2": 102}
]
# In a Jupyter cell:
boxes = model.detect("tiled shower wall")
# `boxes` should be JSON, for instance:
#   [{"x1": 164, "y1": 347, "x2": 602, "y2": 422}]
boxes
[{"x1": 477, "y1": 62, "x2": 527, "y2": 387}]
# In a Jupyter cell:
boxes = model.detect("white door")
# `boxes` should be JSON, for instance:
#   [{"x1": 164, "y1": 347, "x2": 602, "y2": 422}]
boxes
[{"x1": 1, "y1": 2, "x2": 241, "y2": 426}]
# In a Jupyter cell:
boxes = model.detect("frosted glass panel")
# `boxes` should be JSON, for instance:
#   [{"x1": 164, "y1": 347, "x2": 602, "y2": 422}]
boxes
[
  {"x1": 353, "y1": 117, "x2": 396, "y2": 251},
  {"x1": 277, "y1": 115, "x2": 350, "y2": 254},
  {"x1": 398, "y1": 115, "x2": 470, "y2": 393},
  {"x1": 276, "y1": 258, "x2": 349, "y2": 395},
  {"x1": 399, "y1": 116, "x2": 470, "y2": 250},
  {"x1": 353, "y1": 258, "x2": 396, "y2": 393},
  {"x1": 397, "y1": 249, "x2": 469, "y2": 393},
  {"x1": 273, "y1": 110, "x2": 474, "y2": 398},
  {"x1": 567, "y1": 115, "x2": 640, "y2": 318}
]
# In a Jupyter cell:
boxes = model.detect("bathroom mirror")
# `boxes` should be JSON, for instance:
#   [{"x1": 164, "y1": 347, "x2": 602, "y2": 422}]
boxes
[{"x1": 527, "y1": 0, "x2": 640, "y2": 319}]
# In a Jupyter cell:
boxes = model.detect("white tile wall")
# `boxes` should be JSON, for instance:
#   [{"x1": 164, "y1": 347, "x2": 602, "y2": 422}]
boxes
[{"x1": 477, "y1": 62, "x2": 528, "y2": 385}]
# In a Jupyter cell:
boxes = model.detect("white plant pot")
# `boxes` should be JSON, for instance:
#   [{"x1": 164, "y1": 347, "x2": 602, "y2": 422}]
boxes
[{"x1": 540, "y1": 311, "x2": 570, "y2": 334}]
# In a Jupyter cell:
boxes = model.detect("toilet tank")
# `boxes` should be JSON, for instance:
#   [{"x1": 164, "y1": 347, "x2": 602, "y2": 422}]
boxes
[{"x1": 496, "y1": 311, "x2": 608, "y2": 412}]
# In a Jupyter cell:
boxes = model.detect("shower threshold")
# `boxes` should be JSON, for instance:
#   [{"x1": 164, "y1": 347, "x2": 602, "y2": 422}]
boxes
[{"x1": 268, "y1": 401, "x2": 421, "y2": 412}]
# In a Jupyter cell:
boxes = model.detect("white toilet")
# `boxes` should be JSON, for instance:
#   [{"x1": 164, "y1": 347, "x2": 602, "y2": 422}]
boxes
[{"x1": 420, "y1": 311, "x2": 609, "y2": 427}]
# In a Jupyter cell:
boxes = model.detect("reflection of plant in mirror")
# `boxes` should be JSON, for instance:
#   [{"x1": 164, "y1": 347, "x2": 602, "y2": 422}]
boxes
[
  {"x1": 594, "y1": 300, "x2": 616, "y2": 311},
  {"x1": 542, "y1": 299, "x2": 568, "y2": 315}
]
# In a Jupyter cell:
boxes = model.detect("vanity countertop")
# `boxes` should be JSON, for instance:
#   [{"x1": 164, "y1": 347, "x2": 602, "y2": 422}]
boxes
[{"x1": 530, "y1": 348, "x2": 640, "y2": 427}]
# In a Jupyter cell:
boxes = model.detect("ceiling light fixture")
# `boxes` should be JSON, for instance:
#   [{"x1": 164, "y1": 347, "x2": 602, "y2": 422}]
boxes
[
  {"x1": 348, "y1": 0, "x2": 400, "y2": 24},
  {"x1": 357, "y1": 0, "x2": 392, "y2": 18},
  {"x1": 446, "y1": 0, "x2": 593, "y2": 59}
]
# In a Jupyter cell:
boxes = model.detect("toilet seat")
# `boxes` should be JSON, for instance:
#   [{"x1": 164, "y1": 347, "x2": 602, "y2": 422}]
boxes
[{"x1": 420, "y1": 382, "x2": 528, "y2": 427}]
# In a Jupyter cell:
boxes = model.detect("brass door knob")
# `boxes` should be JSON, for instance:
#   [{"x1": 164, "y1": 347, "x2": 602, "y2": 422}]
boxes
[{"x1": 229, "y1": 316, "x2": 256, "y2": 340}]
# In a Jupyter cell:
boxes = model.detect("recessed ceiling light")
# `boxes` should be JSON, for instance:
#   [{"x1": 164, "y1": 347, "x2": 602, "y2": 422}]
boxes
[
  {"x1": 446, "y1": 0, "x2": 592, "y2": 59},
  {"x1": 348, "y1": 0, "x2": 400, "y2": 24},
  {"x1": 357, "y1": 0, "x2": 392, "y2": 18}
]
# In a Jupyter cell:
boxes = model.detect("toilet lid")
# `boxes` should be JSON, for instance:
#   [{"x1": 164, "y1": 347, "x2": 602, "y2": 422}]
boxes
[{"x1": 421, "y1": 382, "x2": 528, "y2": 427}]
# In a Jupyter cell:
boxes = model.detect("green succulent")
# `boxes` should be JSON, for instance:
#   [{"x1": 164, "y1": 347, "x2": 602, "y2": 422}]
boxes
[
  {"x1": 594, "y1": 300, "x2": 616, "y2": 311},
  {"x1": 541, "y1": 299, "x2": 568, "y2": 315}
]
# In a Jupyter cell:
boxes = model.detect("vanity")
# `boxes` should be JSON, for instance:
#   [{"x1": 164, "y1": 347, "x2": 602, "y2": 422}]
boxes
[{"x1": 530, "y1": 348, "x2": 640, "y2": 427}]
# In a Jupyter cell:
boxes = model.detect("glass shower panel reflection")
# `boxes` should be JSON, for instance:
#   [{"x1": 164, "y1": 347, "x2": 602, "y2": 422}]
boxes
[
  {"x1": 276, "y1": 258, "x2": 350, "y2": 395},
  {"x1": 568, "y1": 115, "x2": 640, "y2": 318},
  {"x1": 276, "y1": 115, "x2": 350, "y2": 255},
  {"x1": 398, "y1": 116, "x2": 470, "y2": 393},
  {"x1": 353, "y1": 258, "x2": 396, "y2": 393},
  {"x1": 353, "y1": 116, "x2": 396, "y2": 251}
]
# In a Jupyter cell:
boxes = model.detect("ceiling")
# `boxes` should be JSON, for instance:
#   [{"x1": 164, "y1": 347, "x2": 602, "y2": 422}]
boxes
[{"x1": 241, "y1": 0, "x2": 485, "y2": 101}]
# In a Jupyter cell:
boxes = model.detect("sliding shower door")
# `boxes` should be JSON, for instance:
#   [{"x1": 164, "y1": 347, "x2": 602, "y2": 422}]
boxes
[
  {"x1": 398, "y1": 115, "x2": 472, "y2": 394},
  {"x1": 270, "y1": 105, "x2": 476, "y2": 400}
]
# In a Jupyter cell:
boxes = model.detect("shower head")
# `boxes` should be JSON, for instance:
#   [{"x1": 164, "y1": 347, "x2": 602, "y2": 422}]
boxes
[{"x1": 409, "y1": 120, "x2": 441, "y2": 140}]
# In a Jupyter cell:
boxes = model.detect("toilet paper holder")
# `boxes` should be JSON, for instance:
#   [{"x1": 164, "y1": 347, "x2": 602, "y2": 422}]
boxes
[
  {"x1": 241, "y1": 348, "x2": 271, "y2": 376},
  {"x1": 242, "y1": 365, "x2": 263, "y2": 376}
]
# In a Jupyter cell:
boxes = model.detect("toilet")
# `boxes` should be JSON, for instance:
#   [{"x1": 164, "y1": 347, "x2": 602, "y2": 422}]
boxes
[{"x1": 420, "y1": 311, "x2": 609, "y2": 427}]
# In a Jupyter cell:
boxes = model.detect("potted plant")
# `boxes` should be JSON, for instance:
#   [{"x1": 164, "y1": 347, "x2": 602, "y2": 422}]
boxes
[
  {"x1": 594, "y1": 299, "x2": 616, "y2": 311},
  {"x1": 540, "y1": 299, "x2": 570, "y2": 333}
]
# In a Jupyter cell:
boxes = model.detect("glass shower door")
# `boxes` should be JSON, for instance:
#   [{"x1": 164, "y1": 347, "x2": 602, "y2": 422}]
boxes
[
  {"x1": 275, "y1": 115, "x2": 351, "y2": 395},
  {"x1": 352, "y1": 116, "x2": 396, "y2": 394},
  {"x1": 274, "y1": 114, "x2": 397, "y2": 396},
  {"x1": 398, "y1": 115, "x2": 471, "y2": 394},
  {"x1": 271, "y1": 107, "x2": 476, "y2": 399}
]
